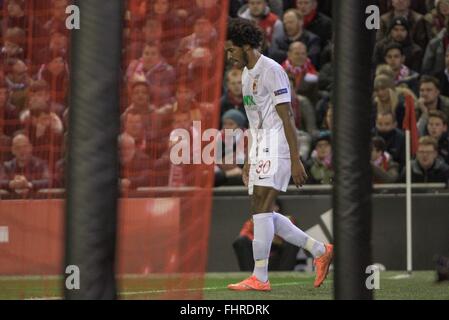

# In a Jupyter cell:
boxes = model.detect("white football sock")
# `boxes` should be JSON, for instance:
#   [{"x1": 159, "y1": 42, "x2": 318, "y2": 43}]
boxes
[
  {"x1": 273, "y1": 212, "x2": 325, "y2": 258},
  {"x1": 252, "y1": 212, "x2": 274, "y2": 283}
]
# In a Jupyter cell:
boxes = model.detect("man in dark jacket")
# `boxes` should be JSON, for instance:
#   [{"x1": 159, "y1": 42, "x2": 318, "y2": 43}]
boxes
[
  {"x1": 373, "y1": 111, "x2": 406, "y2": 170},
  {"x1": 400, "y1": 136, "x2": 449, "y2": 184},
  {"x1": 373, "y1": 16, "x2": 423, "y2": 72},
  {"x1": 295, "y1": 0, "x2": 332, "y2": 46},
  {"x1": 383, "y1": 43, "x2": 420, "y2": 94},
  {"x1": 416, "y1": 76, "x2": 449, "y2": 132},
  {"x1": 0, "y1": 133, "x2": 51, "y2": 194},
  {"x1": 119, "y1": 133, "x2": 151, "y2": 191},
  {"x1": 371, "y1": 136, "x2": 400, "y2": 183},
  {"x1": 425, "y1": 110, "x2": 449, "y2": 164},
  {"x1": 377, "y1": 0, "x2": 432, "y2": 50},
  {"x1": 269, "y1": 9, "x2": 321, "y2": 67}
]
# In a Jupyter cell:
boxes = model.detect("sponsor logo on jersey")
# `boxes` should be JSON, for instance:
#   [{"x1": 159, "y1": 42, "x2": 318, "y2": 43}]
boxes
[
  {"x1": 274, "y1": 88, "x2": 288, "y2": 96},
  {"x1": 243, "y1": 95, "x2": 256, "y2": 107}
]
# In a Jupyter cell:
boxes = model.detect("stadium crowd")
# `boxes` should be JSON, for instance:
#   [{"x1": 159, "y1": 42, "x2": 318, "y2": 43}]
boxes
[
  {"x1": 1, "y1": 0, "x2": 449, "y2": 198},
  {"x1": 220, "y1": 0, "x2": 449, "y2": 187}
]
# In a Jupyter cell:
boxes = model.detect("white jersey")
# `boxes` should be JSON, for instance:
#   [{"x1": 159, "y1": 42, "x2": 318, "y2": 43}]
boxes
[{"x1": 241, "y1": 55, "x2": 291, "y2": 160}]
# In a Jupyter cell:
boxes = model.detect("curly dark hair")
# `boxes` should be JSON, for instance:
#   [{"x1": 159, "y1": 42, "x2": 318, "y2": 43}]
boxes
[{"x1": 227, "y1": 18, "x2": 264, "y2": 48}]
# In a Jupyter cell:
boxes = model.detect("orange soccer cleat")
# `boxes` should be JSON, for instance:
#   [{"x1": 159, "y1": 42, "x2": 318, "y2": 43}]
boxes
[
  {"x1": 227, "y1": 275, "x2": 272, "y2": 291},
  {"x1": 314, "y1": 244, "x2": 334, "y2": 288}
]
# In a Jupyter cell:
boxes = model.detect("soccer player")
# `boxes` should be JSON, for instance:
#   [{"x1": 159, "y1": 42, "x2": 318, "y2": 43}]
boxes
[{"x1": 225, "y1": 18, "x2": 333, "y2": 291}]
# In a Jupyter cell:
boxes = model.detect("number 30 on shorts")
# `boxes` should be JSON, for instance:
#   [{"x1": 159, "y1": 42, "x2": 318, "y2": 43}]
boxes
[{"x1": 255, "y1": 160, "x2": 271, "y2": 175}]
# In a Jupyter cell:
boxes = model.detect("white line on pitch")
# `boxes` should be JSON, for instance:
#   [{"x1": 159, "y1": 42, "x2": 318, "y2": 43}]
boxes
[
  {"x1": 25, "y1": 281, "x2": 312, "y2": 299},
  {"x1": 120, "y1": 281, "x2": 309, "y2": 296}
]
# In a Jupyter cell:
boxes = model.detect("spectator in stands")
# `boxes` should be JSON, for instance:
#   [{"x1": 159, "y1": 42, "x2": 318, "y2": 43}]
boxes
[
  {"x1": 22, "y1": 99, "x2": 63, "y2": 166},
  {"x1": 238, "y1": 0, "x2": 284, "y2": 51},
  {"x1": 147, "y1": 0, "x2": 182, "y2": 39},
  {"x1": 126, "y1": 42, "x2": 176, "y2": 108},
  {"x1": 306, "y1": 132, "x2": 333, "y2": 184},
  {"x1": 220, "y1": 68, "x2": 246, "y2": 124},
  {"x1": 265, "y1": 0, "x2": 284, "y2": 17},
  {"x1": 371, "y1": 136, "x2": 400, "y2": 183},
  {"x1": 424, "y1": 0, "x2": 449, "y2": 38},
  {"x1": 172, "y1": 83, "x2": 202, "y2": 123},
  {"x1": 436, "y1": 46, "x2": 449, "y2": 96},
  {"x1": 185, "y1": 0, "x2": 222, "y2": 30},
  {"x1": 4, "y1": 58, "x2": 31, "y2": 110},
  {"x1": 165, "y1": 93, "x2": 203, "y2": 187},
  {"x1": 175, "y1": 17, "x2": 216, "y2": 92},
  {"x1": 37, "y1": 51, "x2": 69, "y2": 105},
  {"x1": 0, "y1": 81, "x2": 20, "y2": 137},
  {"x1": 123, "y1": 81, "x2": 156, "y2": 118},
  {"x1": 126, "y1": 0, "x2": 147, "y2": 32},
  {"x1": 373, "y1": 111, "x2": 406, "y2": 169},
  {"x1": 400, "y1": 136, "x2": 449, "y2": 183},
  {"x1": 119, "y1": 133, "x2": 151, "y2": 192},
  {"x1": 2, "y1": 0, "x2": 28, "y2": 35},
  {"x1": 25, "y1": 80, "x2": 65, "y2": 119},
  {"x1": 232, "y1": 199, "x2": 300, "y2": 272},
  {"x1": 383, "y1": 43, "x2": 420, "y2": 94},
  {"x1": 295, "y1": 0, "x2": 332, "y2": 46},
  {"x1": 36, "y1": 25, "x2": 68, "y2": 66},
  {"x1": 176, "y1": 16, "x2": 216, "y2": 57},
  {"x1": 0, "y1": 27, "x2": 26, "y2": 64},
  {"x1": 376, "y1": 63, "x2": 419, "y2": 99},
  {"x1": 282, "y1": 41, "x2": 319, "y2": 104},
  {"x1": 416, "y1": 76, "x2": 449, "y2": 126},
  {"x1": 424, "y1": 110, "x2": 449, "y2": 163},
  {"x1": 373, "y1": 75, "x2": 406, "y2": 128},
  {"x1": 270, "y1": 9, "x2": 321, "y2": 66},
  {"x1": 422, "y1": 20, "x2": 449, "y2": 76},
  {"x1": 123, "y1": 81, "x2": 173, "y2": 159},
  {"x1": 373, "y1": 16, "x2": 423, "y2": 72},
  {"x1": 377, "y1": 0, "x2": 431, "y2": 50},
  {"x1": 214, "y1": 109, "x2": 247, "y2": 186},
  {"x1": 0, "y1": 133, "x2": 51, "y2": 194},
  {"x1": 122, "y1": 109, "x2": 150, "y2": 156},
  {"x1": 41, "y1": 0, "x2": 69, "y2": 37},
  {"x1": 125, "y1": 18, "x2": 175, "y2": 63}
]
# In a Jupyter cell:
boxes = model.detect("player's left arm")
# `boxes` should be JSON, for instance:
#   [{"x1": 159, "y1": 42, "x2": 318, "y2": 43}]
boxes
[{"x1": 275, "y1": 103, "x2": 308, "y2": 187}]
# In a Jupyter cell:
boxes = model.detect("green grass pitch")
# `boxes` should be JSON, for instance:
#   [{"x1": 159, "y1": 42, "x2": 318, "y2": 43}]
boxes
[{"x1": 0, "y1": 271, "x2": 447, "y2": 300}]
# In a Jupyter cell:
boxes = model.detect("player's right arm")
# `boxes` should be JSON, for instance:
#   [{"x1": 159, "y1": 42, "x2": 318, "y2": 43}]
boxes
[{"x1": 275, "y1": 103, "x2": 308, "y2": 187}]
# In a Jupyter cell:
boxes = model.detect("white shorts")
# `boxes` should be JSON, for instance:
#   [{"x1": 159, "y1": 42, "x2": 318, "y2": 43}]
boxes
[{"x1": 248, "y1": 158, "x2": 291, "y2": 195}]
